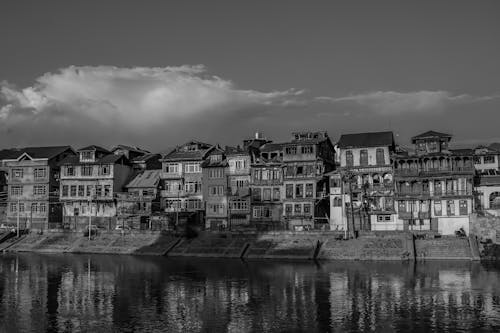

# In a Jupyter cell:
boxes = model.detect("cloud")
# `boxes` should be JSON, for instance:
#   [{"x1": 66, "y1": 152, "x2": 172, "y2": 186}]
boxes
[
  {"x1": 315, "y1": 90, "x2": 499, "y2": 115},
  {"x1": 0, "y1": 65, "x2": 305, "y2": 149}
]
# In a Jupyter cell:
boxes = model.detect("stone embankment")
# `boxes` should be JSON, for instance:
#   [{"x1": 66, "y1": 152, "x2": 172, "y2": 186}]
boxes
[{"x1": 0, "y1": 230, "x2": 481, "y2": 261}]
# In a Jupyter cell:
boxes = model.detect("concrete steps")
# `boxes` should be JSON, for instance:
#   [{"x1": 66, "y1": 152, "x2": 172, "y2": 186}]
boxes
[{"x1": 415, "y1": 237, "x2": 472, "y2": 260}]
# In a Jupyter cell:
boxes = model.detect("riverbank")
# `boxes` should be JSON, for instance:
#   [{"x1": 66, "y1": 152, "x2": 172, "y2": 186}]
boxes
[{"x1": 0, "y1": 230, "x2": 485, "y2": 261}]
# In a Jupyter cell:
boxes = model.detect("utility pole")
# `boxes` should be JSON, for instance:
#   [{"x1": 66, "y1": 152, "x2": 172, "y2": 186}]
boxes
[
  {"x1": 346, "y1": 173, "x2": 356, "y2": 239},
  {"x1": 88, "y1": 188, "x2": 92, "y2": 241},
  {"x1": 16, "y1": 199, "x2": 20, "y2": 237}
]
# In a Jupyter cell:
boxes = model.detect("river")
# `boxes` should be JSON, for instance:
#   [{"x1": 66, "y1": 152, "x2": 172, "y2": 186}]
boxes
[{"x1": 0, "y1": 254, "x2": 499, "y2": 332}]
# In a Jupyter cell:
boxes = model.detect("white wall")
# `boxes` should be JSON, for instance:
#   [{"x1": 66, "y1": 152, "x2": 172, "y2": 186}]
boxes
[{"x1": 339, "y1": 146, "x2": 390, "y2": 167}]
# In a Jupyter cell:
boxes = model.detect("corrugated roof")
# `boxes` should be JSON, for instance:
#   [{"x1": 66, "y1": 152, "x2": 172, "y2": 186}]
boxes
[
  {"x1": 411, "y1": 131, "x2": 452, "y2": 141},
  {"x1": 337, "y1": 131, "x2": 394, "y2": 149},
  {"x1": 126, "y1": 170, "x2": 161, "y2": 188},
  {"x1": 0, "y1": 146, "x2": 73, "y2": 160}
]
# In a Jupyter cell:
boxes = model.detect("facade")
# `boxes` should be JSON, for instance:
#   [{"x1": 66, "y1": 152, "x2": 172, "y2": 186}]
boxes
[
  {"x1": 160, "y1": 141, "x2": 214, "y2": 226},
  {"x1": 4, "y1": 146, "x2": 75, "y2": 230},
  {"x1": 201, "y1": 147, "x2": 229, "y2": 230},
  {"x1": 116, "y1": 169, "x2": 162, "y2": 229},
  {"x1": 59, "y1": 146, "x2": 133, "y2": 230},
  {"x1": 332, "y1": 132, "x2": 396, "y2": 232},
  {"x1": 393, "y1": 131, "x2": 474, "y2": 235},
  {"x1": 473, "y1": 146, "x2": 500, "y2": 214},
  {"x1": 282, "y1": 131, "x2": 335, "y2": 230},
  {"x1": 249, "y1": 143, "x2": 284, "y2": 230}
]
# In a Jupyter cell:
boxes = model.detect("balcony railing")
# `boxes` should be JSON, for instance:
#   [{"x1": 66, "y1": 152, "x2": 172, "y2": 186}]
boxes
[
  {"x1": 395, "y1": 166, "x2": 474, "y2": 176},
  {"x1": 396, "y1": 190, "x2": 472, "y2": 197},
  {"x1": 160, "y1": 190, "x2": 201, "y2": 197}
]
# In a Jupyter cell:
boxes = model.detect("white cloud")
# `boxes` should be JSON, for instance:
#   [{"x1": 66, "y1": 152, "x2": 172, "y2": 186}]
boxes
[
  {"x1": 0, "y1": 65, "x2": 304, "y2": 148},
  {"x1": 315, "y1": 90, "x2": 499, "y2": 115}
]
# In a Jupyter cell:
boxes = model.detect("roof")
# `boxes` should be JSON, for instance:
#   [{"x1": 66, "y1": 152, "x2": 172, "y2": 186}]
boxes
[
  {"x1": 201, "y1": 160, "x2": 229, "y2": 168},
  {"x1": 126, "y1": 170, "x2": 161, "y2": 188},
  {"x1": 0, "y1": 146, "x2": 73, "y2": 160},
  {"x1": 225, "y1": 146, "x2": 248, "y2": 156},
  {"x1": 337, "y1": 131, "x2": 394, "y2": 149},
  {"x1": 162, "y1": 146, "x2": 213, "y2": 161},
  {"x1": 131, "y1": 153, "x2": 161, "y2": 163},
  {"x1": 449, "y1": 148, "x2": 474, "y2": 156},
  {"x1": 489, "y1": 143, "x2": 500, "y2": 152},
  {"x1": 112, "y1": 145, "x2": 150, "y2": 154},
  {"x1": 59, "y1": 153, "x2": 129, "y2": 165},
  {"x1": 260, "y1": 143, "x2": 286, "y2": 153},
  {"x1": 411, "y1": 131, "x2": 452, "y2": 142},
  {"x1": 78, "y1": 145, "x2": 110, "y2": 153}
]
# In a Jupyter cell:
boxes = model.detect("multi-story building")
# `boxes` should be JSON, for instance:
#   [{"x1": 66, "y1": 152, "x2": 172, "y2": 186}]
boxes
[
  {"x1": 250, "y1": 142, "x2": 284, "y2": 230},
  {"x1": 393, "y1": 131, "x2": 474, "y2": 235},
  {"x1": 129, "y1": 153, "x2": 162, "y2": 172},
  {"x1": 4, "y1": 146, "x2": 75, "y2": 230},
  {"x1": 473, "y1": 145, "x2": 500, "y2": 214},
  {"x1": 225, "y1": 145, "x2": 253, "y2": 229},
  {"x1": 201, "y1": 147, "x2": 228, "y2": 230},
  {"x1": 59, "y1": 145, "x2": 133, "y2": 230},
  {"x1": 282, "y1": 131, "x2": 335, "y2": 230},
  {"x1": 332, "y1": 131, "x2": 396, "y2": 232},
  {"x1": 160, "y1": 141, "x2": 214, "y2": 227},
  {"x1": 116, "y1": 169, "x2": 162, "y2": 229}
]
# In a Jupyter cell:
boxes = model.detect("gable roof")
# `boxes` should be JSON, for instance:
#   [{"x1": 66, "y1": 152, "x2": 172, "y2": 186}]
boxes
[
  {"x1": 260, "y1": 142, "x2": 286, "y2": 153},
  {"x1": 126, "y1": 170, "x2": 161, "y2": 188},
  {"x1": 111, "y1": 145, "x2": 150, "y2": 154},
  {"x1": 131, "y1": 153, "x2": 161, "y2": 163},
  {"x1": 337, "y1": 131, "x2": 394, "y2": 149},
  {"x1": 411, "y1": 131, "x2": 452, "y2": 142},
  {"x1": 1, "y1": 146, "x2": 74, "y2": 160},
  {"x1": 78, "y1": 145, "x2": 110, "y2": 153},
  {"x1": 162, "y1": 144, "x2": 214, "y2": 161}
]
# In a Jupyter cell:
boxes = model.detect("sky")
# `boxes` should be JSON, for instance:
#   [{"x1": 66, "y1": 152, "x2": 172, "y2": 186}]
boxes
[{"x1": 1, "y1": 0, "x2": 499, "y2": 152}]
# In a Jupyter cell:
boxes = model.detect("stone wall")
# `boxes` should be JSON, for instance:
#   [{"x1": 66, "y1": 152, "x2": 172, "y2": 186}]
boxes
[{"x1": 470, "y1": 213, "x2": 500, "y2": 243}]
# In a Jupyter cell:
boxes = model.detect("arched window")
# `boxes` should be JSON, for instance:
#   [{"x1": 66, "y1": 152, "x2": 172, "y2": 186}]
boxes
[
  {"x1": 333, "y1": 197, "x2": 342, "y2": 207},
  {"x1": 345, "y1": 150, "x2": 353, "y2": 167},
  {"x1": 376, "y1": 148, "x2": 385, "y2": 165},
  {"x1": 489, "y1": 192, "x2": 500, "y2": 209},
  {"x1": 383, "y1": 173, "x2": 392, "y2": 185},
  {"x1": 372, "y1": 174, "x2": 381, "y2": 185}
]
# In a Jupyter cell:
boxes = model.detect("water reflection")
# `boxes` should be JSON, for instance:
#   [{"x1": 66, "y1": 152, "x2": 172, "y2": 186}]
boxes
[{"x1": 0, "y1": 254, "x2": 500, "y2": 332}]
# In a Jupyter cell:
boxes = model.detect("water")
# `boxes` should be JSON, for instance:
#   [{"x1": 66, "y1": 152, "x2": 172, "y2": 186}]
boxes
[{"x1": 0, "y1": 254, "x2": 500, "y2": 333}]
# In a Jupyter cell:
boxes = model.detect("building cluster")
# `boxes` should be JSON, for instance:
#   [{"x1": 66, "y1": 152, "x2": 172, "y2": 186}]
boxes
[{"x1": 1, "y1": 130, "x2": 500, "y2": 235}]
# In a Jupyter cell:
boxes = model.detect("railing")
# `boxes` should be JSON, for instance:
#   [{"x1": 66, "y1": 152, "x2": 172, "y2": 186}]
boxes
[
  {"x1": 395, "y1": 166, "x2": 474, "y2": 176},
  {"x1": 396, "y1": 190, "x2": 472, "y2": 197},
  {"x1": 160, "y1": 190, "x2": 201, "y2": 197}
]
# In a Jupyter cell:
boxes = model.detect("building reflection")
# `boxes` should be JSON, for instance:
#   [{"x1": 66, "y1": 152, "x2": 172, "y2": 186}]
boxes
[{"x1": 1, "y1": 255, "x2": 500, "y2": 332}]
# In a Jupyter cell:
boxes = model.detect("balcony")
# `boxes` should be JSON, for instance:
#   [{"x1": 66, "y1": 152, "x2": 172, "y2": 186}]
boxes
[
  {"x1": 395, "y1": 166, "x2": 474, "y2": 177},
  {"x1": 160, "y1": 190, "x2": 201, "y2": 198},
  {"x1": 251, "y1": 179, "x2": 282, "y2": 186},
  {"x1": 228, "y1": 187, "x2": 250, "y2": 197},
  {"x1": 395, "y1": 190, "x2": 472, "y2": 197}
]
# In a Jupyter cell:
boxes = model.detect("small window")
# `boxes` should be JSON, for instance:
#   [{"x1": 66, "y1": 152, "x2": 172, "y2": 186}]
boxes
[
  {"x1": 345, "y1": 151, "x2": 353, "y2": 167},
  {"x1": 285, "y1": 204, "x2": 293, "y2": 216},
  {"x1": 484, "y1": 155, "x2": 495, "y2": 164},
  {"x1": 360, "y1": 149, "x2": 368, "y2": 166},
  {"x1": 34, "y1": 168, "x2": 47, "y2": 179},
  {"x1": 294, "y1": 204, "x2": 302, "y2": 214}
]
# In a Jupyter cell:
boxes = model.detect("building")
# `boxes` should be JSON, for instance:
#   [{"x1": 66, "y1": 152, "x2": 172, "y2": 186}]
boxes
[
  {"x1": 111, "y1": 145, "x2": 150, "y2": 160},
  {"x1": 59, "y1": 145, "x2": 133, "y2": 230},
  {"x1": 332, "y1": 131, "x2": 395, "y2": 232},
  {"x1": 249, "y1": 142, "x2": 285, "y2": 230},
  {"x1": 160, "y1": 141, "x2": 214, "y2": 227},
  {"x1": 282, "y1": 131, "x2": 335, "y2": 230},
  {"x1": 116, "y1": 169, "x2": 162, "y2": 229},
  {"x1": 129, "y1": 153, "x2": 162, "y2": 172},
  {"x1": 201, "y1": 147, "x2": 228, "y2": 230},
  {"x1": 393, "y1": 131, "x2": 474, "y2": 235},
  {"x1": 473, "y1": 145, "x2": 500, "y2": 214},
  {"x1": 4, "y1": 146, "x2": 75, "y2": 230}
]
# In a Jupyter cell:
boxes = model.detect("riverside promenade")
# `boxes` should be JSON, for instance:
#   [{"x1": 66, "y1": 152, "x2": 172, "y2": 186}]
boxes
[{"x1": 0, "y1": 229, "x2": 483, "y2": 261}]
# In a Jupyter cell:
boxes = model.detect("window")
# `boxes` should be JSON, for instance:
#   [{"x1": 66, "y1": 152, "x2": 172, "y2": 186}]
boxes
[
  {"x1": 295, "y1": 184, "x2": 304, "y2": 198},
  {"x1": 185, "y1": 181, "x2": 201, "y2": 194},
  {"x1": 377, "y1": 215, "x2": 392, "y2": 222},
  {"x1": 96, "y1": 185, "x2": 102, "y2": 197},
  {"x1": 360, "y1": 149, "x2": 368, "y2": 166},
  {"x1": 230, "y1": 200, "x2": 248, "y2": 211},
  {"x1": 104, "y1": 185, "x2": 111, "y2": 197},
  {"x1": 474, "y1": 156, "x2": 482, "y2": 164},
  {"x1": 301, "y1": 146, "x2": 313, "y2": 154},
  {"x1": 12, "y1": 169, "x2": 23, "y2": 178},
  {"x1": 208, "y1": 168, "x2": 224, "y2": 179},
  {"x1": 81, "y1": 165, "x2": 93, "y2": 176},
  {"x1": 62, "y1": 185, "x2": 69, "y2": 197},
  {"x1": 285, "y1": 204, "x2": 293, "y2": 216},
  {"x1": 80, "y1": 151, "x2": 93, "y2": 161},
  {"x1": 235, "y1": 160, "x2": 245, "y2": 170},
  {"x1": 70, "y1": 185, "x2": 77, "y2": 197},
  {"x1": 209, "y1": 203, "x2": 224, "y2": 214},
  {"x1": 10, "y1": 186, "x2": 23, "y2": 196},
  {"x1": 210, "y1": 154, "x2": 222, "y2": 163},
  {"x1": 446, "y1": 200, "x2": 455, "y2": 216},
  {"x1": 33, "y1": 185, "x2": 47, "y2": 196},
  {"x1": 484, "y1": 155, "x2": 495, "y2": 164},
  {"x1": 345, "y1": 151, "x2": 353, "y2": 167},
  {"x1": 262, "y1": 170, "x2": 269, "y2": 180},
  {"x1": 164, "y1": 163, "x2": 179, "y2": 174},
  {"x1": 31, "y1": 203, "x2": 38, "y2": 213},
  {"x1": 294, "y1": 204, "x2": 302, "y2": 214},
  {"x1": 285, "y1": 146, "x2": 297, "y2": 155},
  {"x1": 273, "y1": 188, "x2": 280, "y2": 201},
  {"x1": 18, "y1": 203, "x2": 24, "y2": 212},
  {"x1": 459, "y1": 200, "x2": 468, "y2": 215},
  {"x1": 209, "y1": 185, "x2": 224, "y2": 196},
  {"x1": 253, "y1": 207, "x2": 262, "y2": 218},
  {"x1": 330, "y1": 177, "x2": 341, "y2": 188},
  {"x1": 252, "y1": 188, "x2": 261, "y2": 201},
  {"x1": 296, "y1": 166, "x2": 304, "y2": 175},
  {"x1": 303, "y1": 204, "x2": 311, "y2": 215},
  {"x1": 285, "y1": 184, "x2": 293, "y2": 198},
  {"x1": 333, "y1": 197, "x2": 342, "y2": 207},
  {"x1": 39, "y1": 203, "x2": 46, "y2": 213},
  {"x1": 398, "y1": 201, "x2": 407, "y2": 213},
  {"x1": 34, "y1": 168, "x2": 47, "y2": 179},
  {"x1": 86, "y1": 185, "x2": 92, "y2": 197},
  {"x1": 65, "y1": 166, "x2": 74, "y2": 176},
  {"x1": 10, "y1": 203, "x2": 16, "y2": 212},
  {"x1": 305, "y1": 183, "x2": 314, "y2": 198},
  {"x1": 184, "y1": 163, "x2": 200, "y2": 173},
  {"x1": 252, "y1": 206, "x2": 271, "y2": 218},
  {"x1": 263, "y1": 188, "x2": 271, "y2": 201},
  {"x1": 376, "y1": 148, "x2": 385, "y2": 165},
  {"x1": 100, "y1": 165, "x2": 110, "y2": 176}
]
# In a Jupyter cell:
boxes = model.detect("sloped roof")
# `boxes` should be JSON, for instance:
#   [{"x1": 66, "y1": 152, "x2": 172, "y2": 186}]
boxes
[
  {"x1": 131, "y1": 153, "x2": 161, "y2": 163},
  {"x1": 489, "y1": 143, "x2": 500, "y2": 152},
  {"x1": 449, "y1": 148, "x2": 474, "y2": 156},
  {"x1": 411, "y1": 131, "x2": 452, "y2": 141},
  {"x1": 225, "y1": 146, "x2": 248, "y2": 156},
  {"x1": 78, "y1": 145, "x2": 110, "y2": 153},
  {"x1": 0, "y1": 146, "x2": 73, "y2": 160},
  {"x1": 162, "y1": 145, "x2": 213, "y2": 161},
  {"x1": 112, "y1": 145, "x2": 150, "y2": 154},
  {"x1": 337, "y1": 131, "x2": 394, "y2": 149},
  {"x1": 126, "y1": 170, "x2": 161, "y2": 188},
  {"x1": 59, "y1": 153, "x2": 129, "y2": 165},
  {"x1": 260, "y1": 143, "x2": 286, "y2": 153}
]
